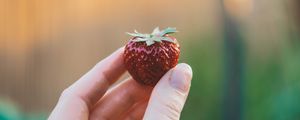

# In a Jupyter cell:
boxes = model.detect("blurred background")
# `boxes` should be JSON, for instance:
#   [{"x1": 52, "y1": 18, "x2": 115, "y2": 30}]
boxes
[{"x1": 0, "y1": 0, "x2": 300, "y2": 120}]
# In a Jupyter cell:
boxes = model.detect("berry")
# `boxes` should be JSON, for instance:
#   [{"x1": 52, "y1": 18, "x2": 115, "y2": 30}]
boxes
[{"x1": 124, "y1": 27, "x2": 180, "y2": 86}]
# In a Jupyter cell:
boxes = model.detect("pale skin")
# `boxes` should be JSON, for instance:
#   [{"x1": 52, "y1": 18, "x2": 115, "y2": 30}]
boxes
[{"x1": 48, "y1": 47, "x2": 193, "y2": 120}]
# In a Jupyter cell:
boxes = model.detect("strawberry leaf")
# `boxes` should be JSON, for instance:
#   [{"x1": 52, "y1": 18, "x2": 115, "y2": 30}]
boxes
[
  {"x1": 127, "y1": 27, "x2": 177, "y2": 46},
  {"x1": 160, "y1": 27, "x2": 178, "y2": 36},
  {"x1": 132, "y1": 38, "x2": 147, "y2": 42},
  {"x1": 146, "y1": 40, "x2": 155, "y2": 46},
  {"x1": 161, "y1": 37, "x2": 174, "y2": 42},
  {"x1": 126, "y1": 30, "x2": 149, "y2": 38},
  {"x1": 151, "y1": 27, "x2": 161, "y2": 36}
]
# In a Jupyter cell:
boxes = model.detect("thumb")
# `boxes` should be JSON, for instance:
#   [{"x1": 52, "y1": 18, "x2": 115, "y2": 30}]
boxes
[{"x1": 143, "y1": 63, "x2": 193, "y2": 120}]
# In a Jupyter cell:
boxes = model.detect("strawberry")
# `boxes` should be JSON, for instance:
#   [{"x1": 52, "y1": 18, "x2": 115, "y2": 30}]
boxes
[{"x1": 124, "y1": 27, "x2": 180, "y2": 86}]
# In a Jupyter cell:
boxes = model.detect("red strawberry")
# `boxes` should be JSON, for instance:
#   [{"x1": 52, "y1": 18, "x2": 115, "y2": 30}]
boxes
[{"x1": 124, "y1": 27, "x2": 180, "y2": 86}]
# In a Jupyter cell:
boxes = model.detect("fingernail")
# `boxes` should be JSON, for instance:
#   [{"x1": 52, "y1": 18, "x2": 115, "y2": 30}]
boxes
[{"x1": 170, "y1": 63, "x2": 193, "y2": 92}]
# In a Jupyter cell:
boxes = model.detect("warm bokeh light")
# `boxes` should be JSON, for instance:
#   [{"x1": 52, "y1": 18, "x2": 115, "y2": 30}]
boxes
[
  {"x1": 224, "y1": 0, "x2": 253, "y2": 18},
  {"x1": 1, "y1": 0, "x2": 300, "y2": 119}
]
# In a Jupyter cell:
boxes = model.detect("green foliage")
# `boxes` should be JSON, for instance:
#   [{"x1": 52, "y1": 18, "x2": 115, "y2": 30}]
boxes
[
  {"x1": 244, "y1": 38, "x2": 300, "y2": 120},
  {"x1": 180, "y1": 34, "x2": 223, "y2": 120},
  {"x1": 179, "y1": 32, "x2": 300, "y2": 120},
  {"x1": 0, "y1": 99, "x2": 21, "y2": 120},
  {"x1": 0, "y1": 99, "x2": 47, "y2": 120}
]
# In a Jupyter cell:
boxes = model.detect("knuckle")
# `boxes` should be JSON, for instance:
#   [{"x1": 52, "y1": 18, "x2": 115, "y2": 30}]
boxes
[{"x1": 163, "y1": 100, "x2": 182, "y2": 119}]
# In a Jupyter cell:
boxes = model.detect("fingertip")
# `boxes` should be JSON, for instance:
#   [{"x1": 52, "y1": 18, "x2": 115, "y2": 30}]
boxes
[
  {"x1": 169, "y1": 63, "x2": 193, "y2": 92},
  {"x1": 143, "y1": 63, "x2": 193, "y2": 119},
  {"x1": 176, "y1": 63, "x2": 193, "y2": 79}
]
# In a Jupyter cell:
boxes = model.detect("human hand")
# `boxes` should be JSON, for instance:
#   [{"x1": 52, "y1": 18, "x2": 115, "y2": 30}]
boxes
[{"x1": 48, "y1": 47, "x2": 193, "y2": 120}]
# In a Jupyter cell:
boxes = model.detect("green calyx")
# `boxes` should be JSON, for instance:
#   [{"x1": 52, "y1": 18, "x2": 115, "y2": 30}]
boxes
[{"x1": 126, "y1": 27, "x2": 178, "y2": 46}]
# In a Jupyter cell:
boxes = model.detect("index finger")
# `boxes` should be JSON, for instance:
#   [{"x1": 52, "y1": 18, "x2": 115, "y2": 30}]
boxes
[{"x1": 62, "y1": 47, "x2": 126, "y2": 108}]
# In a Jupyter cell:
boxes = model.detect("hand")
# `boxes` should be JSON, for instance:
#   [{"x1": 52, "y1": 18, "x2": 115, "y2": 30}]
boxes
[{"x1": 48, "y1": 47, "x2": 193, "y2": 120}]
